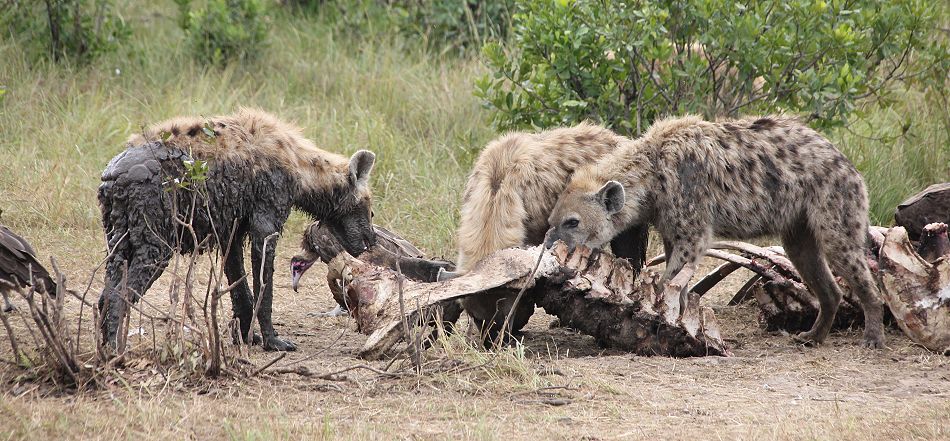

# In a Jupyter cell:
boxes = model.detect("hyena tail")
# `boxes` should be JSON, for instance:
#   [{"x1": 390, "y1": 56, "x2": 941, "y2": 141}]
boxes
[{"x1": 456, "y1": 166, "x2": 530, "y2": 273}]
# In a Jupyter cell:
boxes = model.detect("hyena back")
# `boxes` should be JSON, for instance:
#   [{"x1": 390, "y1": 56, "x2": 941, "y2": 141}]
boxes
[{"x1": 546, "y1": 115, "x2": 884, "y2": 348}]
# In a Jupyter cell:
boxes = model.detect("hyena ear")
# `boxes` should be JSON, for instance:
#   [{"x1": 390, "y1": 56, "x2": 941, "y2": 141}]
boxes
[
  {"x1": 597, "y1": 180, "x2": 625, "y2": 214},
  {"x1": 349, "y1": 150, "x2": 376, "y2": 188}
]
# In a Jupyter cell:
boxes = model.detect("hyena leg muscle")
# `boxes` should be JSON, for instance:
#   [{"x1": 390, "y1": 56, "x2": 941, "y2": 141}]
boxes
[
  {"x1": 611, "y1": 224, "x2": 650, "y2": 271},
  {"x1": 824, "y1": 237, "x2": 885, "y2": 348},
  {"x1": 782, "y1": 225, "x2": 842, "y2": 345},
  {"x1": 250, "y1": 230, "x2": 297, "y2": 352},
  {"x1": 100, "y1": 248, "x2": 168, "y2": 348}
]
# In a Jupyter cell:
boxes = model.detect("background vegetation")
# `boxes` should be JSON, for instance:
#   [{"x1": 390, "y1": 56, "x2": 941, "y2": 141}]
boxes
[{"x1": 0, "y1": 0, "x2": 947, "y2": 260}]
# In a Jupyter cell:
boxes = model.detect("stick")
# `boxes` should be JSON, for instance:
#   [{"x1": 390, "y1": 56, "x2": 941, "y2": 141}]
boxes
[
  {"x1": 0, "y1": 294, "x2": 21, "y2": 364},
  {"x1": 493, "y1": 246, "x2": 545, "y2": 348},
  {"x1": 271, "y1": 363, "x2": 401, "y2": 380},
  {"x1": 394, "y1": 256, "x2": 421, "y2": 371},
  {"x1": 251, "y1": 352, "x2": 286, "y2": 377}
]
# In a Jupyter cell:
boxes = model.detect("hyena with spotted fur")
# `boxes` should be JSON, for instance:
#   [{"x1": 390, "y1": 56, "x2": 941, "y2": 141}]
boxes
[
  {"x1": 98, "y1": 108, "x2": 377, "y2": 351},
  {"x1": 453, "y1": 123, "x2": 649, "y2": 343},
  {"x1": 545, "y1": 115, "x2": 884, "y2": 348}
]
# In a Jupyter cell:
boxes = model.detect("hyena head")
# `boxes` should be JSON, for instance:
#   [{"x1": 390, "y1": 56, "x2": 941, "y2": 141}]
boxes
[
  {"x1": 324, "y1": 150, "x2": 377, "y2": 257},
  {"x1": 545, "y1": 180, "x2": 626, "y2": 251}
]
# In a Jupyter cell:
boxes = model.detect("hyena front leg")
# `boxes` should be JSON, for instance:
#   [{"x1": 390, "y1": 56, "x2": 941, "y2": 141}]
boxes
[{"x1": 661, "y1": 228, "x2": 711, "y2": 315}]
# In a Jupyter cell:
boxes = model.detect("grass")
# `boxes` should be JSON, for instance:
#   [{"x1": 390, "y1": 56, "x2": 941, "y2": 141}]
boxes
[
  {"x1": 836, "y1": 87, "x2": 950, "y2": 225},
  {"x1": 0, "y1": 1, "x2": 491, "y2": 259}
]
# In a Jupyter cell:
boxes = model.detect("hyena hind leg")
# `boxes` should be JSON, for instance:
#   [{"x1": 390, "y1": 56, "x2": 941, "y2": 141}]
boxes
[
  {"x1": 824, "y1": 240, "x2": 885, "y2": 349},
  {"x1": 100, "y1": 249, "x2": 169, "y2": 349},
  {"x1": 782, "y1": 225, "x2": 843, "y2": 345}
]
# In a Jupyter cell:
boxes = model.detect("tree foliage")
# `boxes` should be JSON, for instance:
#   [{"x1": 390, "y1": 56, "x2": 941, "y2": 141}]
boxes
[
  {"x1": 1, "y1": 0, "x2": 129, "y2": 64},
  {"x1": 176, "y1": 0, "x2": 270, "y2": 65},
  {"x1": 397, "y1": 0, "x2": 514, "y2": 53},
  {"x1": 476, "y1": 0, "x2": 948, "y2": 135}
]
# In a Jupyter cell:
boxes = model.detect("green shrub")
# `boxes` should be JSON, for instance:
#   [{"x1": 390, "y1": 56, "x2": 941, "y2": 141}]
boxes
[
  {"x1": 177, "y1": 0, "x2": 270, "y2": 65},
  {"x1": 1, "y1": 0, "x2": 129, "y2": 64},
  {"x1": 476, "y1": 0, "x2": 948, "y2": 135},
  {"x1": 397, "y1": 0, "x2": 514, "y2": 53},
  {"x1": 288, "y1": 1, "x2": 513, "y2": 52}
]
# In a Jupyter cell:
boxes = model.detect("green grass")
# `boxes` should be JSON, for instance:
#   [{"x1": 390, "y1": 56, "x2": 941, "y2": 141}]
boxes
[
  {"x1": 836, "y1": 88, "x2": 950, "y2": 225},
  {"x1": 0, "y1": 1, "x2": 490, "y2": 258},
  {"x1": 0, "y1": 1, "x2": 946, "y2": 262}
]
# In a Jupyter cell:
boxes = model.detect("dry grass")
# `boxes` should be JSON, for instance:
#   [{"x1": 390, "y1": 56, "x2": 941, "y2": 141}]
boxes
[{"x1": 2, "y1": 238, "x2": 949, "y2": 440}]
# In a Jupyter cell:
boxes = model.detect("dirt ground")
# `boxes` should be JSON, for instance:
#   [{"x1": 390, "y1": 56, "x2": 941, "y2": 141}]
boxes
[{"x1": 1, "y1": 228, "x2": 948, "y2": 440}]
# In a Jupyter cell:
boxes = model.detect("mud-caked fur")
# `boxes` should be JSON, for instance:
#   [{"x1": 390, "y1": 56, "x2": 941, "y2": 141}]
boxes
[
  {"x1": 546, "y1": 115, "x2": 885, "y2": 348},
  {"x1": 456, "y1": 122, "x2": 649, "y2": 343},
  {"x1": 98, "y1": 108, "x2": 377, "y2": 351}
]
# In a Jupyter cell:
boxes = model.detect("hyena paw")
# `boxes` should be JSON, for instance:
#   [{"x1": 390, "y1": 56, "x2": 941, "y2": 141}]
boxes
[
  {"x1": 263, "y1": 335, "x2": 297, "y2": 352},
  {"x1": 861, "y1": 332, "x2": 885, "y2": 349},
  {"x1": 792, "y1": 330, "x2": 824, "y2": 346}
]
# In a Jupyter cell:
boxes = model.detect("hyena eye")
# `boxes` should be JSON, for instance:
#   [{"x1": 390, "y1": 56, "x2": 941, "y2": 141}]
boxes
[
  {"x1": 370, "y1": 210, "x2": 375, "y2": 219},
  {"x1": 563, "y1": 218, "x2": 579, "y2": 229}
]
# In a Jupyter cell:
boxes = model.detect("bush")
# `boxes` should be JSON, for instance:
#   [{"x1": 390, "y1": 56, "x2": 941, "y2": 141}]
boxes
[
  {"x1": 1, "y1": 0, "x2": 129, "y2": 64},
  {"x1": 396, "y1": 0, "x2": 514, "y2": 53},
  {"x1": 177, "y1": 0, "x2": 270, "y2": 64},
  {"x1": 476, "y1": 0, "x2": 948, "y2": 135},
  {"x1": 286, "y1": 1, "x2": 513, "y2": 53}
]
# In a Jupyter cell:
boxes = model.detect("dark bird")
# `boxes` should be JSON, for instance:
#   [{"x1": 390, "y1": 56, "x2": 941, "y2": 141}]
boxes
[{"x1": 0, "y1": 224, "x2": 57, "y2": 312}]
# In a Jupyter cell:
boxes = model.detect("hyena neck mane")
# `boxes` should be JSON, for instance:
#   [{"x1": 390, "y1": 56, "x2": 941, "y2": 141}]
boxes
[
  {"x1": 583, "y1": 115, "x2": 716, "y2": 228},
  {"x1": 294, "y1": 175, "x2": 364, "y2": 220},
  {"x1": 574, "y1": 139, "x2": 659, "y2": 229}
]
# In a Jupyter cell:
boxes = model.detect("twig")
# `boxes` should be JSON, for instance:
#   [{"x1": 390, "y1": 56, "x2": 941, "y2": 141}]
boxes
[
  {"x1": 251, "y1": 352, "x2": 287, "y2": 377},
  {"x1": 0, "y1": 293, "x2": 21, "y2": 364},
  {"x1": 279, "y1": 329, "x2": 346, "y2": 369},
  {"x1": 270, "y1": 363, "x2": 402, "y2": 380},
  {"x1": 493, "y1": 246, "x2": 545, "y2": 348},
  {"x1": 76, "y1": 230, "x2": 128, "y2": 355},
  {"x1": 395, "y1": 254, "x2": 421, "y2": 371}
]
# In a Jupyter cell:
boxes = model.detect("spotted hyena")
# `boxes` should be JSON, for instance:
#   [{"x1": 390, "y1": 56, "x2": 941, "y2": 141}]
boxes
[
  {"x1": 99, "y1": 108, "x2": 377, "y2": 351},
  {"x1": 545, "y1": 115, "x2": 884, "y2": 348},
  {"x1": 451, "y1": 123, "x2": 649, "y2": 344}
]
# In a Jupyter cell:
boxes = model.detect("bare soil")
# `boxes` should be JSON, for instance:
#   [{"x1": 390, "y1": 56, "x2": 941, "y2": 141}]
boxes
[{"x1": 1, "y1": 228, "x2": 948, "y2": 440}]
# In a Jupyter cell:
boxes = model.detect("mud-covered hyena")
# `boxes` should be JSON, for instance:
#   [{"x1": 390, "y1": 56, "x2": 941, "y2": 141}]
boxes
[
  {"x1": 98, "y1": 108, "x2": 377, "y2": 351},
  {"x1": 545, "y1": 115, "x2": 884, "y2": 348},
  {"x1": 452, "y1": 123, "x2": 649, "y2": 343}
]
